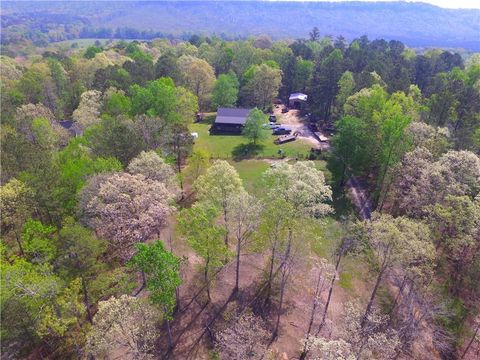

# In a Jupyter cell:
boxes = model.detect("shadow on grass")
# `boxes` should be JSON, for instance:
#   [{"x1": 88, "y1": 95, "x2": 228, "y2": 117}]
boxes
[{"x1": 232, "y1": 143, "x2": 264, "y2": 161}]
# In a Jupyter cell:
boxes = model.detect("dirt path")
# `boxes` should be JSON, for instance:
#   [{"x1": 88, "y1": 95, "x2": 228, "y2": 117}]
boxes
[{"x1": 345, "y1": 176, "x2": 373, "y2": 220}]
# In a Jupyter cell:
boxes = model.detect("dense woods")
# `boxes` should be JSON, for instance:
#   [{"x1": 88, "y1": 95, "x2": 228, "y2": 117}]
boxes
[{"x1": 1, "y1": 22, "x2": 480, "y2": 360}]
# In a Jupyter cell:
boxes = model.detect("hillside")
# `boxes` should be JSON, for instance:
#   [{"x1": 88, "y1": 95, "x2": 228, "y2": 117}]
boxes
[{"x1": 1, "y1": 1, "x2": 480, "y2": 49}]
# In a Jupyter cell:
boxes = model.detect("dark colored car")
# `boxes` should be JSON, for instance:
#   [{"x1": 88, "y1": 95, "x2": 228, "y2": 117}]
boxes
[
  {"x1": 281, "y1": 107, "x2": 289, "y2": 113},
  {"x1": 273, "y1": 128, "x2": 292, "y2": 135},
  {"x1": 269, "y1": 115, "x2": 277, "y2": 122}
]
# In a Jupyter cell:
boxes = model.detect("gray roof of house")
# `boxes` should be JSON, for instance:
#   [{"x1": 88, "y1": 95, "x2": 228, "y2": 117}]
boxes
[{"x1": 215, "y1": 108, "x2": 252, "y2": 125}]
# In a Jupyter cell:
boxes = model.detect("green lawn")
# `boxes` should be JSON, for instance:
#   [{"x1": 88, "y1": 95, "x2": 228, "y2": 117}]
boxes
[
  {"x1": 230, "y1": 160, "x2": 270, "y2": 195},
  {"x1": 190, "y1": 122, "x2": 312, "y2": 159}
]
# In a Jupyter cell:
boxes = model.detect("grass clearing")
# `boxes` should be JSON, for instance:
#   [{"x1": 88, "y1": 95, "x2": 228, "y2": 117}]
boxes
[
  {"x1": 190, "y1": 122, "x2": 312, "y2": 159},
  {"x1": 229, "y1": 159, "x2": 270, "y2": 195}
]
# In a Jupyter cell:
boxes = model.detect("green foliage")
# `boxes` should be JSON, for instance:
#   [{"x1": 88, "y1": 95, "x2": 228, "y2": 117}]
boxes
[
  {"x1": 56, "y1": 137, "x2": 122, "y2": 214},
  {"x1": 178, "y1": 203, "x2": 230, "y2": 281},
  {"x1": 22, "y1": 219, "x2": 57, "y2": 264},
  {"x1": 57, "y1": 219, "x2": 107, "y2": 280},
  {"x1": 242, "y1": 108, "x2": 268, "y2": 145},
  {"x1": 104, "y1": 91, "x2": 132, "y2": 116},
  {"x1": 84, "y1": 45, "x2": 103, "y2": 59},
  {"x1": 84, "y1": 115, "x2": 146, "y2": 166},
  {"x1": 129, "y1": 241, "x2": 182, "y2": 319},
  {"x1": 130, "y1": 77, "x2": 198, "y2": 124},
  {"x1": 331, "y1": 115, "x2": 370, "y2": 180},
  {"x1": 212, "y1": 72, "x2": 239, "y2": 109}
]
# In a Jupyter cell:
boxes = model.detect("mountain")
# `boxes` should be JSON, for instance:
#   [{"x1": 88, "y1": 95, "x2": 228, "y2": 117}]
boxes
[{"x1": 2, "y1": 1, "x2": 479, "y2": 49}]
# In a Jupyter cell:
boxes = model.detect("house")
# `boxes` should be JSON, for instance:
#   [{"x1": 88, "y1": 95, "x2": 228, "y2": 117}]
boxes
[
  {"x1": 288, "y1": 93, "x2": 308, "y2": 109},
  {"x1": 210, "y1": 108, "x2": 252, "y2": 135}
]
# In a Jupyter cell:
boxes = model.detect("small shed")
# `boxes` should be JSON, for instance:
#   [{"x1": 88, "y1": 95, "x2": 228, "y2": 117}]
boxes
[
  {"x1": 288, "y1": 93, "x2": 308, "y2": 109},
  {"x1": 210, "y1": 108, "x2": 252, "y2": 135}
]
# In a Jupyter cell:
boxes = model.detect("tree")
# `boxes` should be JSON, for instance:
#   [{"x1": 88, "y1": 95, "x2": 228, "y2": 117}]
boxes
[
  {"x1": 1, "y1": 257, "x2": 83, "y2": 354},
  {"x1": 309, "y1": 27, "x2": 320, "y2": 41},
  {"x1": 129, "y1": 241, "x2": 182, "y2": 348},
  {"x1": 104, "y1": 90, "x2": 132, "y2": 116},
  {"x1": 155, "y1": 51, "x2": 181, "y2": 83},
  {"x1": 86, "y1": 295, "x2": 161, "y2": 359},
  {"x1": 331, "y1": 116, "x2": 370, "y2": 185},
  {"x1": 57, "y1": 220, "x2": 107, "y2": 324},
  {"x1": 211, "y1": 72, "x2": 239, "y2": 109},
  {"x1": 215, "y1": 313, "x2": 271, "y2": 359},
  {"x1": 242, "y1": 108, "x2": 268, "y2": 145},
  {"x1": 357, "y1": 213, "x2": 435, "y2": 328},
  {"x1": 256, "y1": 198, "x2": 293, "y2": 306},
  {"x1": 84, "y1": 115, "x2": 146, "y2": 166},
  {"x1": 127, "y1": 150, "x2": 177, "y2": 188},
  {"x1": 178, "y1": 56, "x2": 215, "y2": 110},
  {"x1": 227, "y1": 191, "x2": 263, "y2": 293},
  {"x1": 194, "y1": 160, "x2": 244, "y2": 245},
  {"x1": 385, "y1": 149, "x2": 480, "y2": 218},
  {"x1": 177, "y1": 202, "x2": 229, "y2": 302},
  {"x1": 263, "y1": 162, "x2": 333, "y2": 339},
  {"x1": 429, "y1": 195, "x2": 480, "y2": 295},
  {"x1": 248, "y1": 63, "x2": 282, "y2": 111},
  {"x1": 306, "y1": 302, "x2": 400, "y2": 360},
  {"x1": 21, "y1": 219, "x2": 57, "y2": 264},
  {"x1": 55, "y1": 137, "x2": 123, "y2": 216},
  {"x1": 84, "y1": 46, "x2": 103, "y2": 59},
  {"x1": 336, "y1": 71, "x2": 356, "y2": 115},
  {"x1": 129, "y1": 77, "x2": 198, "y2": 125},
  {"x1": 79, "y1": 173, "x2": 175, "y2": 261},
  {"x1": 299, "y1": 258, "x2": 336, "y2": 360},
  {"x1": 263, "y1": 161, "x2": 333, "y2": 217},
  {"x1": 310, "y1": 48, "x2": 344, "y2": 121},
  {"x1": 0, "y1": 178, "x2": 34, "y2": 255},
  {"x1": 183, "y1": 149, "x2": 210, "y2": 184},
  {"x1": 72, "y1": 90, "x2": 103, "y2": 130}
]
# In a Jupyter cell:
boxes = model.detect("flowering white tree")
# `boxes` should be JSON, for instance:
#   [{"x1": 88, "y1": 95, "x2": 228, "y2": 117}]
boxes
[
  {"x1": 227, "y1": 191, "x2": 263, "y2": 293},
  {"x1": 72, "y1": 90, "x2": 103, "y2": 130},
  {"x1": 79, "y1": 173, "x2": 175, "y2": 260},
  {"x1": 87, "y1": 295, "x2": 161, "y2": 359},
  {"x1": 127, "y1": 151, "x2": 178, "y2": 191}
]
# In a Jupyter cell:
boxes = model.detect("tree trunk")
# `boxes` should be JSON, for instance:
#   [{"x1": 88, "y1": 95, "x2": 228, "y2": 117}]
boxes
[
  {"x1": 14, "y1": 230, "x2": 25, "y2": 257},
  {"x1": 361, "y1": 261, "x2": 387, "y2": 329},
  {"x1": 388, "y1": 275, "x2": 408, "y2": 319},
  {"x1": 234, "y1": 237, "x2": 241, "y2": 294},
  {"x1": 264, "y1": 242, "x2": 277, "y2": 306},
  {"x1": 273, "y1": 271, "x2": 287, "y2": 341},
  {"x1": 205, "y1": 255, "x2": 211, "y2": 303},
  {"x1": 315, "y1": 241, "x2": 345, "y2": 337},
  {"x1": 175, "y1": 287, "x2": 181, "y2": 313},
  {"x1": 166, "y1": 319, "x2": 174, "y2": 349},
  {"x1": 81, "y1": 276, "x2": 93, "y2": 324},
  {"x1": 222, "y1": 202, "x2": 229, "y2": 246},
  {"x1": 273, "y1": 229, "x2": 292, "y2": 340},
  {"x1": 299, "y1": 268, "x2": 324, "y2": 360}
]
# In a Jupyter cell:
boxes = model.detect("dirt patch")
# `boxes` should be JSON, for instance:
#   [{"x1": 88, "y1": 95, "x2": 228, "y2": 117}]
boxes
[{"x1": 273, "y1": 108, "x2": 331, "y2": 151}]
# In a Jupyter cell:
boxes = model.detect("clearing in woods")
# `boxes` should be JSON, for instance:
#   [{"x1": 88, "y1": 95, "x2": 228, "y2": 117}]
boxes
[{"x1": 157, "y1": 108, "x2": 374, "y2": 359}]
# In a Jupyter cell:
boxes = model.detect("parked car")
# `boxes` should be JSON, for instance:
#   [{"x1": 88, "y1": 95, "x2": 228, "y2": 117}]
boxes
[
  {"x1": 281, "y1": 107, "x2": 289, "y2": 113},
  {"x1": 263, "y1": 122, "x2": 280, "y2": 129},
  {"x1": 269, "y1": 115, "x2": 277, "y2": 122},
  {"x1": 273, "y1": 127, "x2": 292, "y2": 135}
]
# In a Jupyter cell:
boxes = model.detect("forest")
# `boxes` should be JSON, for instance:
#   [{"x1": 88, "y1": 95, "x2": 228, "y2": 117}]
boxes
[{"x1": 1, "y1": 26, "x2": 480, "y2": 360}]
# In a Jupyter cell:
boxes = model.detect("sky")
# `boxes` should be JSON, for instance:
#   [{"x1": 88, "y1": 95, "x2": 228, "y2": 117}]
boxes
[{"x1": 269, "y1": 0, "x2": 480, "y2": 9}]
